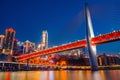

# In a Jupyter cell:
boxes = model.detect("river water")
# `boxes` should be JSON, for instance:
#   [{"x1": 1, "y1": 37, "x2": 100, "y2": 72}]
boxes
[{"x1": 0, "y1": 70, "x2": 120, "y2": 80}]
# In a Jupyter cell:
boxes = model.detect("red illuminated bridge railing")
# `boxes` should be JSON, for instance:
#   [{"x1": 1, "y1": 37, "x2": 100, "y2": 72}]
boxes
[{"x1": 15, "y1": 30, "x2": 120, "y2": 61}]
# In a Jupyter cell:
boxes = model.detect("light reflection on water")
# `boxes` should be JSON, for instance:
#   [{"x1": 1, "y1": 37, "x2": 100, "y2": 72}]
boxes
[{"x1": 0, "y1": 70, "x2": 120, "y2": 80}]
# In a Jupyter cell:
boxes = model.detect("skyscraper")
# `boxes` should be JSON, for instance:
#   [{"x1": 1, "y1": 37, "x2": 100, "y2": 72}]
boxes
[
  {"x1": 41, "y1": 30, "x2": 48, "y2": 50},
  {"x1": 3, "y1": 28, "x2": 16, "y2": 55},
  {"x1": 37, "y1": 30, "x2": 48, "y2": 60},
  {"x1": 37, "y1": 30, "x2": 48, "y2": 51}
]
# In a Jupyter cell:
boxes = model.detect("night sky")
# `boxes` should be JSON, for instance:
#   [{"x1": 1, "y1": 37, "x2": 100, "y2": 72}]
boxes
[{"x1": 0, "y1": 0, "x2": 120, "y2": 54}]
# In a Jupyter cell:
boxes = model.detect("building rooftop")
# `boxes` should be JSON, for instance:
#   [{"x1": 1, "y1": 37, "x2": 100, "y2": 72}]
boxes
[{"x1": 6, "y1": 28, "x2": 16, "y2": 32}]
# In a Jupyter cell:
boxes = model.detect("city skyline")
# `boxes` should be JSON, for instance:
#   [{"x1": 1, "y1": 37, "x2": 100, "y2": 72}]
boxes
[{"x1": 0, "y1": 0, "x2": 120, "y2": 54}]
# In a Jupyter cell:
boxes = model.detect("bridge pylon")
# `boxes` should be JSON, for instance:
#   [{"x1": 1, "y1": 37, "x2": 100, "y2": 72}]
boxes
[{"x1": 85, "y1": 3, "x2": 98, "y2": 71}]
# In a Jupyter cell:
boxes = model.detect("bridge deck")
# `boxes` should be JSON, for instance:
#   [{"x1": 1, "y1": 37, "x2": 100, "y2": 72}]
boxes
[{"x1": 15, "y1": 30, "x2": 120, "y2": 61}]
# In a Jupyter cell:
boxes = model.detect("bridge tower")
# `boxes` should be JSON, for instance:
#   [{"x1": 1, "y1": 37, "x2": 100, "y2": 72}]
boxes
[{"x1": 85, "y1": 3, "x2": 98, "y2": 70}]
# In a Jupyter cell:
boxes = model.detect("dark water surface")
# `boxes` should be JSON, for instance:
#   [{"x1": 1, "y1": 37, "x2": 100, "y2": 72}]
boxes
[{"x1": 0, "y1": 70, "x2": 120, "y2": 80}]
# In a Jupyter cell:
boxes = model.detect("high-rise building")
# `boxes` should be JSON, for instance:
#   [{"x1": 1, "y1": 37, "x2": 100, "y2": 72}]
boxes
[
  {"x1": 37, "y1": 30, "x2": 48, "y2": 51},
  {"x1": 17, "y1": 41, "x2": 24, "y2": 56},
  {"x1": 23, "y1": 40, "x2": 35, "y2": 54},
  {"x1": 13, "y1": 39, "x2": 18, "y2": 56},
  {"x1": 41, "y1": 30, "x2": 48, "y2": 50},
  {"x1": 0, "y1": 35, "x2": 5, "y2": 50},
  {"x1": 37, "y1": 30, "x2": 48, "y2": 60},
  {"x1": 3, "y1": 28, "x2": 16, "y2": 55}
]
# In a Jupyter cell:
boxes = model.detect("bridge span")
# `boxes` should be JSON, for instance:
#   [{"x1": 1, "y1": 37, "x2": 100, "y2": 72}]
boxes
[{"x1": 15, "y1": 30, "x2": 120, "y2": 61}]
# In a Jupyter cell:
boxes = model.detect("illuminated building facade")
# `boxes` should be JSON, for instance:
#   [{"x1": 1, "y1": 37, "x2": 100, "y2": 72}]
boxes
[
  {"x1": 41, "y1": 30, "x2": 48, "y2": 50},
  {"x1": 23, "y1": 40, "x2": 35, "y2": 54},
  {"x1": 37, "y1": 44, "x2": 42, "y2": 51},
  {"x1": 37, "y1": 30, "x2": 48, "y2": 51},
  {"x1": 16, "y1": 41, "x2": 24, "y2": 56},
  {"x1": 0, "y1": 35, "x2": 5, "y2": 50},
  {"x1": 37, "y1": 30, "x2": 48, "y2": 61},
  {"x1": 3, "y1": 28, "x2": 16, "y2": 55},
  {"x1": 98, "y1": 54, "x2": 120, "y2": 66},
  {"x1": 13, "y1": 39, "x2": 18, "y2": 56}
]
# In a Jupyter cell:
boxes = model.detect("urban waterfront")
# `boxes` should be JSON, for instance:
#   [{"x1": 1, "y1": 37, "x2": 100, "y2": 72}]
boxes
[
  {"x1": 0, "y1": 70, "x2": 120, "y2": 80},
  {"x1": 0, "y1": 0, "x2": 120, "y2": 80}
]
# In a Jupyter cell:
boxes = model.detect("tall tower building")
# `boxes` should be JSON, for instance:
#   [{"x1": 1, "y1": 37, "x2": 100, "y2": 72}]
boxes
[
  {"x1": 4, "y1": 28, "x2": 16, "y2": 55},
  {"x1": 41, "y1": 30, "x2": 48, "y2": 50}
]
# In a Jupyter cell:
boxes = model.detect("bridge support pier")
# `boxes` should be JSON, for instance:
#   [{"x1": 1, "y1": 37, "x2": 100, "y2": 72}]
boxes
[
  {"x1": 2, "y1": 63, "x2": 4, "y2": 71},
  {"x1": 85, "y1": 3, "x2": 98, "y2": 71},
  {"x1": 26, "y1": 59, "x2": 29, "y2": 71}
]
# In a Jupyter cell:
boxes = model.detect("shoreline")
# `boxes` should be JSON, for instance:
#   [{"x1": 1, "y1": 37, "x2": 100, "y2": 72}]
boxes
[{"x1": 1, "y1": 65, "x2": 120, "y2": 71}]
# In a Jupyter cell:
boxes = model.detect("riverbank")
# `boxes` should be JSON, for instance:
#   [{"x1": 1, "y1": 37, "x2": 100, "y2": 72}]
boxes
[
  {"x1": 60, "y1": 65, "x2": 120, "y2": 70},
  {"x1": 1, "y1": 64, "x2": 120, "y2": 71}
]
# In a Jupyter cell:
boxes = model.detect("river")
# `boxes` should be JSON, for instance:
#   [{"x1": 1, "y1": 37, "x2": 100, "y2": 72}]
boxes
[{"x1": 0, "y1": 70, "x2": 120, "y2": 80}]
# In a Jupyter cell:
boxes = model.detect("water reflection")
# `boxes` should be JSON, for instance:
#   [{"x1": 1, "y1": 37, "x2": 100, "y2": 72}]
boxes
[
  {"x1": 92, "y1": 71, "x2": 101, "y2": 80},
  {"x1": 0, "y1": 70, "x2": 120, "y2": 80}
]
